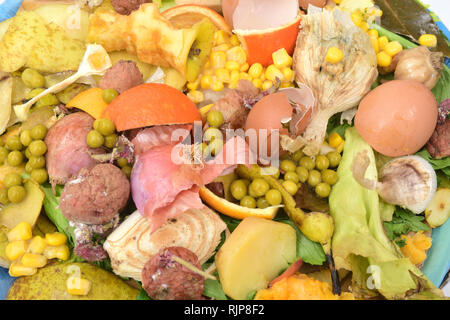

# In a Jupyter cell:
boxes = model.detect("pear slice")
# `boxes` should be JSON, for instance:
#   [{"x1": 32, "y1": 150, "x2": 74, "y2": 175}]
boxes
[
  {"x1": 425, "y1": 188, "x2": 450, "y2": 228},
  {"x1": 185, "y1": 18, "x2": 217, "y2": 83}
]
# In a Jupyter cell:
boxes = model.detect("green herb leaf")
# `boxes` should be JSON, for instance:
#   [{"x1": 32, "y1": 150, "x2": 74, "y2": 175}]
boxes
[
  {"x1": 136, "y1": 288, "x2": 151, "y2": 300},
  {"x1": 203, "y1": 278, "x2": 228, "y2": 300},
  {"x1": 431, "y1": 65, "x2": 450, "y2": 104},
  {"x1": 383, "y1": 207, "x2": 430, "y2": 241},
  {"x1": 246, "y1": 290, "x2": 257, "y2": 300},
  {"x1": 415, "y1": 148, "x2": 450, "y2": 179}
]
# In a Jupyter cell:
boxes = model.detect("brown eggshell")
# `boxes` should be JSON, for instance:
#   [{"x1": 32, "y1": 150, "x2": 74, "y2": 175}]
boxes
[
  {"x1": 298, "y1": 0, "x2": 327, "y2": 10},
  {"x1": 354, "y1": 80, "x2": 438, "y2": 157}
]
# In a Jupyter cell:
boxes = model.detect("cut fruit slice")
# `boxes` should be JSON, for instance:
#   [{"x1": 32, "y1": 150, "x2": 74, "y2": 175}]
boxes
[
  {"x1": 66, "y1": 88, "x2": 109, "y2": 120},
  {"x1": 162, "y1": 4, "x2": 232, "y2": 33},
  {"x1": 199, "y1": 187, "x2": 281, "y2": 220},
  {"x1": 234, "y1": 13, "x2": 302, "y2": 66},
  {"x1": 102, "y1": 83, "x2": 202, "y2": 131},
  {"x1": 425, "y1": 188, "x2": 450, "y2": 228}
]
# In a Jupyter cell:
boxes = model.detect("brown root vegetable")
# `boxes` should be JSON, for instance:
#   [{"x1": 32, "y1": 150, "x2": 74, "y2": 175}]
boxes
[
  {"x1": 141, "y1": 246, "x2": 205, "y2": 300},
  {"x1": 99, "y1": 60, "x2": 143, "y2": 93},
  {"x1": 111, "y1": 0, "x2": 150, "y2": 15},
  {"x1": 60, "y1": 163, "x2": 130, "y2": 225},
  {"x1": 44, "y1": 112, "x2": 104, "y2": 186}
]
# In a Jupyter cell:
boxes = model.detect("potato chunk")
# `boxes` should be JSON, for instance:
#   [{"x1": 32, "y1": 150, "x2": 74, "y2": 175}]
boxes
[{"x1": 215, "y1": 217, "x2": 297, "y2": 300}]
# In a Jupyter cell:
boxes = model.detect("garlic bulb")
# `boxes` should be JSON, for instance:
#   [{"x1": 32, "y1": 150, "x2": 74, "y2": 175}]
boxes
[
  {"x1": 293, "y1": 9, "x2": 378, "y2": 156},
  {"x1": 391, "y1": 46, "x2": 444, "y2": 89},
  {"x1": 352, "y1": 152, "x2": 437, "y2": 214}
]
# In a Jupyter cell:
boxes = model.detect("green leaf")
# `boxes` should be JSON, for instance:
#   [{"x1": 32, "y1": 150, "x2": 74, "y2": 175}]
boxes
[
  {"x1": 415, "y1": 148, "x2": 450, "y2": 179},
  {"x1": 374, "y1": 0, "x2": 450, "y2": 56},
  {"x1": 432, "y1": 65, "x2": 450, "y2": 104},
  {"x1": 136, "y1": 288, "x2": 151, "y2": 300},
  {"x1": 383, "y1": 207, "x2": 430, "y2": 241},
  {"x1": 203, "y1": 278, "x2": 228, "y2": 300}
]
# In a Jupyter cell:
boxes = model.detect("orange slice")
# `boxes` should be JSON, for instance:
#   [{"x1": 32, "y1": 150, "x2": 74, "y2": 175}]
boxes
[
  {"x1": 162, "y1": 4, "x2": 232, "y2": 33},
  {"x1": 66, "y1": 88, "x2": 109, "y2": 120},
  {"x1": 199, "y1": 187, "x2": 281, "y2": 220},
  {"x1": 234, "y1": 13, "x2": 302, "y2": 67}
]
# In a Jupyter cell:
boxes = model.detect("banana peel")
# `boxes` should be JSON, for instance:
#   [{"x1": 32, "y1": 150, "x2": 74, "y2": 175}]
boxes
[{"x1": 6, "y1": 262, "x2": 139, "y2": 300}]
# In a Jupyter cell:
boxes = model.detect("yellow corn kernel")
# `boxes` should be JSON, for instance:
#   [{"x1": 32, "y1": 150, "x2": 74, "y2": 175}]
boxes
[
  {"x1": 375, "y1": 9, "x2": 383, "y2": 17},
  {"x1": 211, "y1": 78, "x2": 224, "y2": 92},
  {"x1": 230, "y1": 70, "x2": 240, "y2": 83},
  {"x1": 384, "y1": 41, "x2": 402, "y2": 57},
  {"x1": 350, "y1": 11, "x2": 362, "y2": 27},
  {"x1": 262, "y1": 80, "x2": 273, "y2": 91},
  {"x1": 328, "y1": 132, "x2": 344, "y2": 149},
  {"x1": 281, "y1": 67, "x2": 295, "y2": 82},
  {"x1": 376, "y1": 51, "x2": 392, "y2": 67},
  {"x1": 228, "y1": 81, "x2": 239, "y2": 89},
  {"x1": 230, "y1": 34, "x2": 240, "y2": 46},
  {"x1": 214, "y1": 30, "x2": 230, "y2": 46},
  {"x1": 45, "y1": 232, "x2": 67, "y2": 246},
  {"x1": 370, "y1": 35, "x2": 379, "y2": 53},
  {"x1": 226, "y1": 46, "x2": 247, "y2": 64},
  {"x1": 252, "y1": 78, "x2": 262, "y2": 89},
  {"x1": 368, "y1": 29, "x2": 379, "y2": 38},
  {"x1": 333, "y1": 0, "x2": 342, "y2": 3},
  {"x1": 272, "y1": 48, "x2": 293, "y2": 69},
  {"x1": 44, "y1": 244, "x2": 70, "y2": 261},
  {"x1": 210, "y1": 51, "x2": 227, "y2": 69},
  {"x1": 239, "y1": 72, "x2": 251, "y2": 81},
  {"x1": 336, "y1": 141, "x2": 345, "y2": 154},
  {"x1": 325, "y1": 47, "x2": 344, "y2": 64},
  {"x1": 280, "y1": 82, "x2": 294, "y2": 88},
  {"x1": 225, "y1": 60, "x2": 240, "y2": 72},
  {"x1": 186, "y1": 78, "x2": 200, "y2": 91},
  {"x1": 203, "y1": 68, "x2": 214, "y2": 76},
  {"x1": 21, "y1": 253, "x2": 47, "y2": 268},
  {"x1": 199, "y1": 104, "x2": 214, "y2": 120},
  {"x1": 360, "y1": 22, "x2": 369, "y2": 33},
  {"x1": 418, "y1": 34, "x2": 437, "y2": 47},
  {"x1": 265, "y1": 64, "x2": 284, "y2": 82},
  {"x1": 200, "y1": 75, "x2": 213, "y2": 89},
  {"x1": 212, "y1": 43, "x2": 231, "y2": 52},
  {"x1": 240, "y1": 62, "x2": 249, "y2": 72},
  {"x1": 248, "y1": 63, "x2": 263, "y2": 79},
  {"x1": 7, "y1": 222, "x2": 32, "y2": 242},
  {"x1": 187, "y1": 90, "x2": 204, "y2": 103},
  {"x1": 9, "y1": 262, "x2": 37, "y2": 277},
  {"x1": 377, "y1": 36, "x2": 389, "y2": 50},
  {"x1": 28, "y1": 236, "x2": 47, "y2": 254},
  {"x1": 66, "y1": 276, "x2": 91, "y2": 296},
  {"x1": 215, "y1": 68, "x2": 230, "y2": 83},
  {"x1": 5, "y1": 240, "x2": 27, "y2": 261}
]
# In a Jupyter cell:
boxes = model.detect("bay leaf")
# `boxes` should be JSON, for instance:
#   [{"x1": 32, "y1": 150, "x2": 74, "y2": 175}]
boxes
[{"x1": 374, "y1": 0, "x2": 450, "y2": 57}]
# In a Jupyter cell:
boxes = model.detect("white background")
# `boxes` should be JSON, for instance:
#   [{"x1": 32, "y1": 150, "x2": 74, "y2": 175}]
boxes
[{"x1": 426, "y1": 0, "x2": 449, "y2": 26}]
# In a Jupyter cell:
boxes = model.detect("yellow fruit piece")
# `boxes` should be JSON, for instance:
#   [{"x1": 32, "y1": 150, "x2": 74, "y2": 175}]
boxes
[
  {"x1": 240, "y1": 62, "x2": 249, "y2": 72},
  {"x1": 425, "y1": 188, "x2": 450, "y2": 228},
  {"x1": 200, "y1": 74, "x2": 212, "y2": 89},
  {"x1": 7, "y1": 222, "x2": 32, "y2": 242},
  {"x1": 248, "y1": 63, "x2": 263, "y2": 79},
  {"x1": 384, "y1": 41, "x2": 402, "y2": 57},
  {"x1": 210, "y1": 51, "x2": 227, "y2": 69},
  {"x1": 43, "y1": 244, "x2": 70, "y2": 261},
  {"x1": 9, "y1": 262, "x2": 36, "y2": 277},
  {"x1": 215, "y1": 217, "x2": 296, "y2": 300},
  {"x1": 225, "y1": 60, "x2": 240, "y2": 72},
  {"x1": 325, "y1": 47, "x2": 344, "y2": 64},
  {"x1": 368, "y1": 29, "x2": 379, "y2": 38},
  {"x1": 350, "y1": 11, "x2": 362, "y2": 27},
  {"x1": 265, "y1": 65, "x2": 284, "y2": 82},
  {"x1": 21, "y1": 253, "x2": 47, "y2": 268},
  {"x1": 262, "y1": 80, "x2": 273, "y2": 91},
  {"x1": 400, "y1": 232, "x2": 432, "y2": 265},
  {"x1": 187, "y1": 90, "x2": 204, "y2": 103},
  {"x1": 66, "y1": 88, "x2": 109, "y2": 120},
  {"x1": 376, "y1": 51, "x2": 392, "y2": 67},
  {"x1": 272, "y1": 48, "x2": 293, "y2": 69},
  {"x1": 45, "y1": 232, "x2": 67, "y2": 246},
  {"x1": 66, "y1": 276, "x2": 91, "y2": 296},
  {"x1": 226, "y1": 46, "x2": 247, "y2": 64},
  {"x1": 370, "y1": 34, "x2": 379, "y2": 53},
  {"x1": 215, "y1": 68, "x2": 230, "y2": 83},
  {"x1": 418, "y1": 34, "x2": 437, "y2": 47},
  {"x1": 377, "y1": 36, "x2": 389, "y2": 50},
  {"x1": 5, "y1": 240, "x2": 27, "y2": 261},
  {"x1": 328, "y1": 132, "x2": 344, "y2": 149},
  {"x1": 28, "y1": 236, "x2": 47, "y2": 254}
]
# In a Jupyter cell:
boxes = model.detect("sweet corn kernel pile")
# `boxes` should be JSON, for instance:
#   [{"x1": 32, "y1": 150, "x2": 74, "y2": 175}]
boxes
[
  {"x1": 5, "y1": 221, "x2": 70, "y2": 277},
  {"x1": 187, "y1": 30, "x2": 296, "y2": 104}
]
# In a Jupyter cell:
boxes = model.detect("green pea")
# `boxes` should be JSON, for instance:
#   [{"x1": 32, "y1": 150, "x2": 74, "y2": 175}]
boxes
[
  {"x1": 208, "y1": 139, "x2": 223, "y2": 156},
  {"x1": 25, "y1": 161, "x2": 34, "y2": 173},
  {"x1": 121, "y1": 165, "x2": 132, "y2": 178},
  {"x1": 6, "y1": 135, "x2": 23, "y2": 151},
  {"x1": 204, "y1": 127, "x2": 222, "y2": 142},
  {"x1": 230, "y1": 179, "x2": 248, "y2": 201},
  {"x1": 28, "y1": 156, "x2": 45, "y2": 169},
  {"x1": 31, "y1": 169, "x2": 48, "y2": 184},
  {"x1": 280, "y1": 159, "x2": 297, "y2": 173},
  {"x1": 7, "y1": 151, "x2": 23, "y2": 166},
  {"x1": 295, "y1": 166, "x2": 309, "y2": 183},
  {"x1": 315, "y1": 182, "x2": 331, "y2": 198},
  {"x1": 282, "y1": 180, "x2": 298, "y2": 196},
  {"x1": 104, "y1": 134, "x2": 118, "y2": 149},
  {"x1": 96, "y1": 119, "x2": 116, "y2": 136},
  {"x1": 291, "y1": 149, "x2": 304, "y2": 162},
  {"x1": 256, "y1": 197, "x2": 269, "y2": 209},
  {"x1": 8, "y1": 185, "x2": 26, "y2": 203},
  {"x1": 102, "y1": 89, "x2": 119, "y2": 104},
  {"x1": 206, "y1": 110, "x2": 224, "y2": 128},
  {"x1": 29, "y1": 140, "x2": 47, "y2": 157},
  {"x1": 3, "y1": 173, "x2": 22, "y2": 188},
  {"x1": 24, "y1": 147, "x2": 32, "y2": 160},
  {"x1": 117, "y1": 158, "x2": 129, "y2": 168},
  {"x1": 249, "y1": 178, "x2": 270, "y2": 197},
  {"x1": 240, "y1": 195, "x2": 256, "y2": 208},
  {"x1": 30, "y1": 125, "x2": 48, "y2": 140},
  {"x1": 265, "y1": 189, "x2": 282, "y2": 206},
  {"x1": 307, "y1": 170, "x2": 322, "y2": 187},
  {"x1": 87, "y1": 130, "x2": 105, "y2": 148},
  {"x1": 327, "y1": 151, "x2": 342, "y2": 168},
  {"x1": 322, "y1": 169, "x2": 338, "y2": 185},
  {"x1": 34, "y1": 94, "x2": 59, "y2": 108},
  {"x1": 0, "y1": 147, "x2": 9, "y2": 164},
  {"x1": 315, "y1": 155, "x2": 330, "y2": 170},
  {"x1": 19, "y1": 130, "x2": 33, "y2": 147},
  {"x1": 299, "y1": 156, "x2": 315, "y2": 170},
  {"x1": 0, "y1": 188, "x2": 9, "y2": 205},
  {"x1": 25, "y1": 88, "x2": 46, "y2": 100},
  {"x1": 21, "y1": 68, "x2": 45, "y2": 88},
  {"x1": 284, "y1": 171, "x2": 299, "y2": 183}
]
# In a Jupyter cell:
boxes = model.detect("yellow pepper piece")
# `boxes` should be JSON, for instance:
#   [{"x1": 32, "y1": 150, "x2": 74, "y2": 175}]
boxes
[
  {"x1": 45, "y1": 232, "x2": 67, "y2": 246},
  {"x1": 272, "y1": 48, "x2": 293, "y2": 69},
  {"x1": 384, "y1": 41, "x2": 403, "y2": 57},
  {"x1": 418, "y1": 34, "x2": 437, "y2": 47},
  {"x1": 21, "y1": 253, "x2": 47, "y2": 268},
  {"x1": 66, "y1": 276, "x2": 92, "y2": 296},
  {"x1": 376, "y1": 51, "x2": 392, "y2": 67},
  {"x1": 328, "y1": 132, "x2": 344, "y2": 149},
  {"x1": 7, "y1": 222, "x2": 33, "y2": 242},
  {"x1": 325, "y1": 47, "x2": 344, "y2": 64},
  {"x1": 9, "y1": 262, "x2": 37, "y2": 277},
  {"x1": 5, "y1": 240, "x2": 27, "y2": 261},
  {"x1": 28, "y1": 236, "x2": 47, "y2": 254}
]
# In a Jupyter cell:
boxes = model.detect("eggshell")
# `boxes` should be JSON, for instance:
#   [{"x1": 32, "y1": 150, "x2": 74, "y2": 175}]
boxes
[
  {"x1": 298, "y1": 0, "x2": 327, "y2": 10},
  {"x1": 354, "y1": 80, "x2": 438, "y2": 157}
]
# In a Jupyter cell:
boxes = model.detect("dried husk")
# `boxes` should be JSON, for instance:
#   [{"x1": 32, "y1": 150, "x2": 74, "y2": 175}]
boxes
[{"x1": 292, "y1": 9, "x2": 378, "y2": 156}]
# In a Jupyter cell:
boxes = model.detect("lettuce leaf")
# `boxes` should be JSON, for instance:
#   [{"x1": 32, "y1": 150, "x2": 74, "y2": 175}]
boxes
[
  {"x1": 329, "y1": 127, "x2": 438, "y2": 299},
  {"x1": 415, "y1": 148, "x2": 450, "y2": 178}
]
